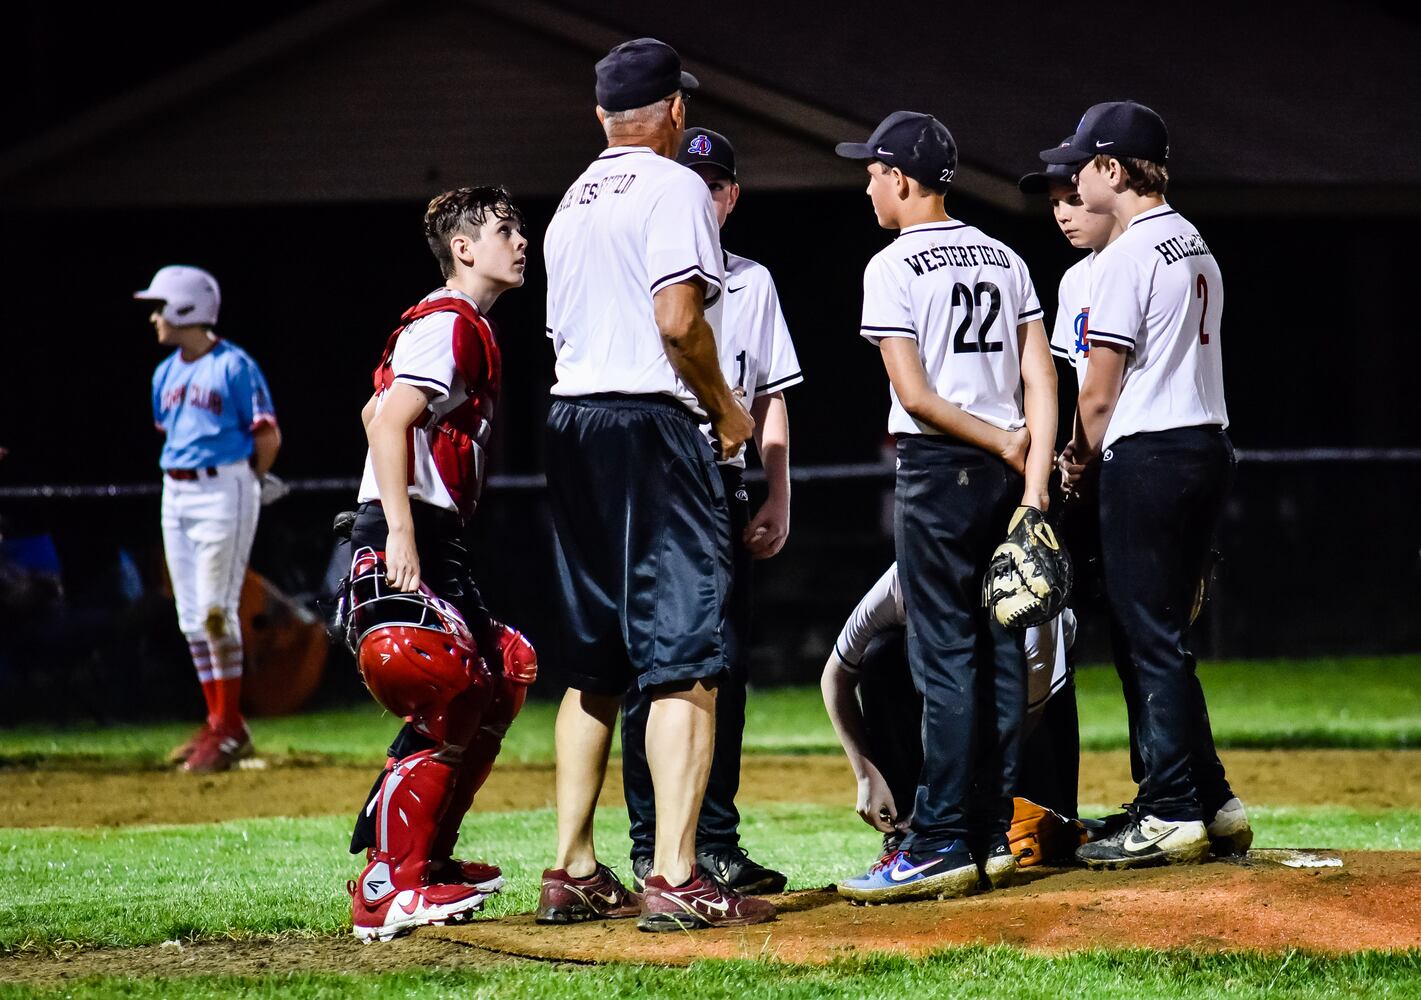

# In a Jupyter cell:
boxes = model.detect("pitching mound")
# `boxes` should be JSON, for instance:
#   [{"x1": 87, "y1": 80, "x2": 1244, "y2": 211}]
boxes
[{"x1": 434, "y1": 852, "x2": 1421, "y2": 963}]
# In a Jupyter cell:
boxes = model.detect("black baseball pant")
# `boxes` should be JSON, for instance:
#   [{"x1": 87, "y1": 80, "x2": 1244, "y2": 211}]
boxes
[
  {"x1": 895, "y1": 435, "x2": 1026, "y2": 854},
  {"x1": 1098, "y1": 425, "x2": 1235, "y2": 823}
]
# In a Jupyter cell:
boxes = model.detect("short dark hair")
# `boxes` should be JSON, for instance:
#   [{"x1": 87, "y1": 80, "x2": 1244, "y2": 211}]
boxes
[
  {"x1": 872, "y1": 159, "x2": 949, "y2": 197},
  {"x1": 1091, "y1": 154, "x2": 1169, "y2": 196},
  {"x1": 424, "y1": 186, "x2": 525, "y2": 279}
]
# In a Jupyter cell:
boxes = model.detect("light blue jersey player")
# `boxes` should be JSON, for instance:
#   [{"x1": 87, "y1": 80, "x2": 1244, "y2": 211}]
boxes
[{"x1": 137, "y1": 265, "x2": 282, "y2": 773}]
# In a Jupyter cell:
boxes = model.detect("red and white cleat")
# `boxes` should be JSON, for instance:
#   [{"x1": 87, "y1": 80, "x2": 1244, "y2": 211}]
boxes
[
  {"x1": 349, "y1": 860, "x2": 486, "y2": 943},
  {"x1": 183, "y1": 723, "x2": 254, "y2": 773}
]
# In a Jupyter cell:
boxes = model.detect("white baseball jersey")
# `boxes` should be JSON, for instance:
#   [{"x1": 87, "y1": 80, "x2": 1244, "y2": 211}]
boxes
[
  {"x1": 1086, "y1": 204, "x2": 1227, "y2": 449},
  {"x1": 710, "y1": 251, "x2": 803, "y2": 468},
  {"x1": 860, "y1": 221, "x2": 1043, "y2": 435},
  {"x1": 1049, "y1": 254, "x2": 1093, "y2": 389},
  {"x1": 832, "y1": 561, "x2": 1073, "y2": 717},
  {"x1": 544, "y1": 146, "x2": 725, "y2": 415},
  {"x1": 357, "y1": 288, "x2": 480, "y2": 513}
]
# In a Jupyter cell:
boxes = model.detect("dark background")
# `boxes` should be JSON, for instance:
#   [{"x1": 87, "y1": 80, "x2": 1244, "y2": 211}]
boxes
[{"x1": 1, "y1": 1, "x2": 1418, "y2": 723}]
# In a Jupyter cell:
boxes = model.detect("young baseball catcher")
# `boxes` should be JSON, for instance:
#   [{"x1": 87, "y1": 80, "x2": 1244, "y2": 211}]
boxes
[{"x1": 340, "y1": 187, "x2": 537, "y2": 942}]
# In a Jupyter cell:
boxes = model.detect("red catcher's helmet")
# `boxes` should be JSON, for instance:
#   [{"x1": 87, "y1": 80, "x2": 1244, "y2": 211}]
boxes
[{"x1": 346, "y1": 547, "x2": 481, "y2": 718}]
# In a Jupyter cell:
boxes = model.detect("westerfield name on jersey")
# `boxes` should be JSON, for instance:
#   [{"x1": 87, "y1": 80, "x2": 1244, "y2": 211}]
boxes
[
  {"x1": 1153, "y1": 233, "x2": 1213, "y2": 265},
  {"x1": 556, "y1": 172, "x2": 638, "y2": 212},
  {"x1": 903, "y1": 242, "x2": 1014, "y2": 275}
]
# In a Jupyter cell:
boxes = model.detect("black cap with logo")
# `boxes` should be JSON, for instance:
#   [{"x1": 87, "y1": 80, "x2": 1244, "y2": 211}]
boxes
[
  {"x1": 1040, "y1": 101, "x2": 1169, "y2": 165},
  {"x1": 1018, "y1": 138, "x2": 1079, "y2": 193},
  {"x1": 595, "y1": 38, "x2": 699, "y2": 113},
  {"x1": 676, "y1": 127, "x2": 736, "y2": 179},
  {"x1": 835, "y1": 111, "x2": 957, "y2": 189}
]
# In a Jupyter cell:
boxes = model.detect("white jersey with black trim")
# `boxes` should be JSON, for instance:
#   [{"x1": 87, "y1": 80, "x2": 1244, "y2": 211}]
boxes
[
  {"x1": 544, "y1": 146, "x2": 725, "y2": 415},
  {"x1": 1086, "y1": 203, "x2": 1227, "y2": 449},
  {"x1": 1049, "y1": 254, "x2": 1093, "y2": 390},
  {"x1": 833, "y1": 564, "x2": 904, "y2": 668},
  {"x1": 709, "y1": 250, "x2": 803, "y2": 468},
  {"x1": 859, "y1": 220, "x2": 1043, "y2": 436},
  {"x1": 357, "y1": 288, "x2": 476, "y2": 513}
]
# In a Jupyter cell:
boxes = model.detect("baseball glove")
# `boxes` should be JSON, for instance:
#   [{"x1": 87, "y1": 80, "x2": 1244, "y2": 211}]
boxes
[
  {"x1": 982, "y1": 506, "x2": 1073, "y2": 629},
  {"x1": 1008, "y1": 797, "x2": 1087, "y2": 867}
]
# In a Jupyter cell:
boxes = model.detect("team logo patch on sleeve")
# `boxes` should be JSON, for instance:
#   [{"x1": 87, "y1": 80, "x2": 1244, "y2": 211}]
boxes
[
  {"x1": 1073, "y1": 307, "x2": 1091, "y2": 357},
  {"x1": 688, "y1": 134, "x2": 712, "y2": 156}
]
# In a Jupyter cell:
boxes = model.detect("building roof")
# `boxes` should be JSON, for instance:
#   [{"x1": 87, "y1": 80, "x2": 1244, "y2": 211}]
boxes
[{"x1": 3, "y1": 0, "x2": 1417, "y2": 213}]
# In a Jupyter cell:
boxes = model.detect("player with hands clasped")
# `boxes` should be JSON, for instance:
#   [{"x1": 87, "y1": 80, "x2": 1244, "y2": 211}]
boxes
[
  {"x1": 832, "y1": 111, "x2": 1057, "y2": 905},
  {"x1": 343, "y1": 187, "x2": 538, "y2": 941},
  {"x1": 539, "y1": 39, "x2": 773, "y2": 933},
  {"x1": 1039, "y1": 101, "x2": 1249, "y2": 869},
  {"x1": 620, "y1": 126, "x2": 802, "y2": 897},
  {"x1": 136, "y1": 265, "x2": 281, "y2": 775}
]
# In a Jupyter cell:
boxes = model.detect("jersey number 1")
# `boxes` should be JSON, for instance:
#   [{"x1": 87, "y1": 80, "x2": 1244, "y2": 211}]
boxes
[
  {"x1": 1196, "y1": 274, "x2": 1210, "y2": 345},
  {"x1": 951, "y1": 281, "x2": 1003, "y2": 353}
]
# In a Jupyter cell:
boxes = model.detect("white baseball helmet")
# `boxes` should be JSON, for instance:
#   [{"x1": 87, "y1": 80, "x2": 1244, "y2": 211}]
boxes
[{"x1": 134, "y1": 265, "x2": 221, "y2": 326}]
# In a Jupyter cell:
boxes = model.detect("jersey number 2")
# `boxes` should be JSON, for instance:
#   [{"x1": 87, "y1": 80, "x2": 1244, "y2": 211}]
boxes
[
  {"x1": 951, "y1": 281, "x2": 1003, "y2": 353},
  {"x1": 1196, "y1": 274, "x2": 1210, "y2": 345}
]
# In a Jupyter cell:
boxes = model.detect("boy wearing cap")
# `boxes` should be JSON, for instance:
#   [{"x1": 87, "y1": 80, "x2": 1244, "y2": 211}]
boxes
[
  {"x1": 136, "y1": 265, "x2": 281, "y2": 773},
  {"x1": 620, "y1": 126, "x2": 802, "y2": 896},
  {"x1": 833, "y1": 112, "x2": 1057, "y2": 904},
  {"x1": 1041, "y1": 101, "x2": 1248, "y2": 868},
  {"x1": 540, "y1": 39, "x2": 772, "y2": 932}
]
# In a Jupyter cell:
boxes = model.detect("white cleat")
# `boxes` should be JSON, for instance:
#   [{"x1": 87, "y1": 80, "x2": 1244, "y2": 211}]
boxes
[{"x1": 1207, "y1": 797, "x2": 1254, "y2": 857}]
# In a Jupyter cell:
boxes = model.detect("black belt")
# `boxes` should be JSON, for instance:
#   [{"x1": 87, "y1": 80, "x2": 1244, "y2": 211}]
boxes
[{"x1": 165, "y1": 466, "x2": 219, "y2": 481}]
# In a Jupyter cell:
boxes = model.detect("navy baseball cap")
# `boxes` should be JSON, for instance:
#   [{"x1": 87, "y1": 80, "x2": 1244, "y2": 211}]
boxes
[
  {"x1": 677, "y1": 127, "x2": 736, "y2": 179},
  {"x1": 595, "y1": 38, "x2": 698, "y2": 113},
  {"x1": 835, "y1": 111, "x2": 957, "y2": 189},
  {"x1": 1018, "y1": 138, "x2": 1079, "y2": 193},
  {"x1": 1040, "y1": 101, "x2": 1169, "y2": 165}
]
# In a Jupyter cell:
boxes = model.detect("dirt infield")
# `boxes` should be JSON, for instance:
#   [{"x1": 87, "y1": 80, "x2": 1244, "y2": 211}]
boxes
[{"x1": 7, "y1": 749, "x2": 1421, "y2": 828}]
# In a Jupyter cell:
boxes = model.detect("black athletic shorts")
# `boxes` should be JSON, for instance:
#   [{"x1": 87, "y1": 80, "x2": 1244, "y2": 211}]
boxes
[{"x1": 545, "y1": 394, "x2": 731, "y2": 695}]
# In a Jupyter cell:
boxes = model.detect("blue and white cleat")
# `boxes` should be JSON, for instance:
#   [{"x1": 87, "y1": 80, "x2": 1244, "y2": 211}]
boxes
[{"x1": 836, "y1": 842, "x2": 980, "y2": 905}]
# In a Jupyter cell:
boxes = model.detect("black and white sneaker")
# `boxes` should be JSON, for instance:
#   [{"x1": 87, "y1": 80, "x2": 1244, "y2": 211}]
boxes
[
  {"x1": 631, "y1": 855, "x2": 653, "y2": 892},
  {"x1": 696, "y1": 846, "x2": 788, "y2": 895},
  {"x1": 1076, "y1": 815, "x2": 1210, "y2": 870}
]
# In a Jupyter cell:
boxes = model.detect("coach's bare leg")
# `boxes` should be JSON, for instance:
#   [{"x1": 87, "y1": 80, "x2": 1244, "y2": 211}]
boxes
[
  {"x1": 647, "y1": 680, "x2": 718, "y2": 886},
  {"x1": 553, "y1": 687, "x2": 621, "y2": 878}
]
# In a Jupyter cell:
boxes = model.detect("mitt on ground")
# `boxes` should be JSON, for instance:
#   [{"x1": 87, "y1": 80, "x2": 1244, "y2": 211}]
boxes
[
  {"x1": 1008, "y1": 797, "x2": 1087, "y2": 867},
  {"x1": 982, "y1": 505, "x2": 1073, "y2": 629}
]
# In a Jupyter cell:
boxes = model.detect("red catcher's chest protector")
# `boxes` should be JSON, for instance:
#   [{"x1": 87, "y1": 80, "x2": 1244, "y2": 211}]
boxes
[{"x1": 373, "y1": 296, "x2": 502, "y2": 519}]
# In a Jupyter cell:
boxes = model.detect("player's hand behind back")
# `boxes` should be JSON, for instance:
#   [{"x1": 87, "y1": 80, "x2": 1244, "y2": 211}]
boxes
[
  {"x1": 713, "y1": 400, "x2": 755, "y2": 461},
  {"x1": 384, "y1": 527, "x2": 422, "y2": 593},
  {"x1": 1000, "y1": 427, "x2": 1030, "y2": 475}
]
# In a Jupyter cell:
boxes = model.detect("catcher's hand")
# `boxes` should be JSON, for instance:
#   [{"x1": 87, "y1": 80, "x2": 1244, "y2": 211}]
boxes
[{"x1": 982, "y1": 505, "x2": 1073, "y2": 629}]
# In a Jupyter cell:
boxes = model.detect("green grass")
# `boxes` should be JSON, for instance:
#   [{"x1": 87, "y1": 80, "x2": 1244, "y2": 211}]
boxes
[
  {"x1": 2, "y1": 804, "x2": 1416, "y2": 953},
  {"x1": 2, "y1": 655, "x2": 1419, "y2": 765},
  {"x1": 6, "y1": 948, "x2": 1421, "y2": 999}
]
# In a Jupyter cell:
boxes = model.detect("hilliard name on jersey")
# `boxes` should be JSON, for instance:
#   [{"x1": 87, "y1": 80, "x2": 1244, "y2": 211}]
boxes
[
  {"x1": 903, "y1": 242, "x2": 1014, "y2": 276},
  {"x1": 556, "y1": 172, "x2": 638, "y2": 212},
  {"x1": 1153, "y1": 232, "x2": 1212, "y2": 265}
]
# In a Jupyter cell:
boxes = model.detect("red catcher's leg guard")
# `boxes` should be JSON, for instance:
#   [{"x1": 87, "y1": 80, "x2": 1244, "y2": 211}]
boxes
[
  {"x1": 363, "y1": 748, "x2": 457, "y2": 892},
  {"x1": 430, "y1": 625, "x2": 537, "y2": 869}
]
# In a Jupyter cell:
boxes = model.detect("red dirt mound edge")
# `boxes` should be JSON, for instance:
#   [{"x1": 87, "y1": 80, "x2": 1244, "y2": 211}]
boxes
[{"x1": 434, "y1": 852, "x2": 1421, "y2": 964}]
